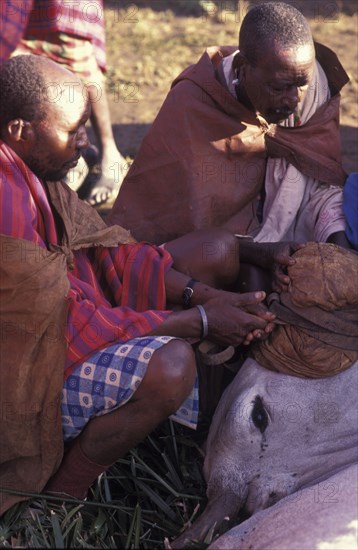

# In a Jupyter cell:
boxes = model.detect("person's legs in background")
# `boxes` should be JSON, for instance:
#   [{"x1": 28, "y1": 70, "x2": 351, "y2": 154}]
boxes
[{"x1": 85, "y1": 70, "x2": 128, "y2": 206}]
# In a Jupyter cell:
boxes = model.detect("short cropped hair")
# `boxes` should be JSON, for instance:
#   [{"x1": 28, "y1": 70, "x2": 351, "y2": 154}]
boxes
[
  {"x1": 239, "y1": 2, "x2": 313, "y2": 66},
  {"x1": 0, "y1": 55, "x2": 47, "y2": 127}
]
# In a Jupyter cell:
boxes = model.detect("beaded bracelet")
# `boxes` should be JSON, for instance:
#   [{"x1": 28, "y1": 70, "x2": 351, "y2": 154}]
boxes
[{"x1": 196, "y1": 304, "x2": 209, "y2": 340}]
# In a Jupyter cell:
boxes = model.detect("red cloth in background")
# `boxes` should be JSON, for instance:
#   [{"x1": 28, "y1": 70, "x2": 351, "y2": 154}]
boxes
[
  {"x1": 25, "y1": 0, "x2": 106, "y2": 71},
  {"x1": 0, "y1": 0, "x2": 106, "y2": 70}
]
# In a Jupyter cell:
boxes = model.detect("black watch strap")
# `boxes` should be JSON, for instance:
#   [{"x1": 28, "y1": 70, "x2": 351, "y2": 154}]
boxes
[{"x1": 182, "y1": 278, "x2": 198, "y2": 309}]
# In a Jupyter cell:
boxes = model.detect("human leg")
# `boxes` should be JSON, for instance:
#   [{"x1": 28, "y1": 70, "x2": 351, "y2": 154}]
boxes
[
  {"x1": 165, "y1": 228, "x2": 240, "y2": 289},
  {"x1": 45, "y1": 337, "x2": 197, "y2": 498},
  {"x1": 72, "y1": 41, "x2": 128, "y2": 205},
  {"x1": 85, "y1": 79, "x2": 128, "y2": 206},
  {"x1": 166, "y1": 229, "x2": 278, "y2": 294},
  {"x1": 79, "y1": 338, "x2": 196, "y2": 464}
]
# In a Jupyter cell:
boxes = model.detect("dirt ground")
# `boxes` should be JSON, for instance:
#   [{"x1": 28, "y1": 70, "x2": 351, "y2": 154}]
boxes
[{"x1": 96, "y1": 0, "x2": 357, "y2": 195}]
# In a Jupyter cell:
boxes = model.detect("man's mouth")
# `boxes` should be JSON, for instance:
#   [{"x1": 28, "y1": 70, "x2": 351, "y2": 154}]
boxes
[
  {"x1": 265, "y1": 109, "x2": 294, "y2": 123},
  {"x1": 274, "y1": 108, "x2": 294, "y2": 118}
]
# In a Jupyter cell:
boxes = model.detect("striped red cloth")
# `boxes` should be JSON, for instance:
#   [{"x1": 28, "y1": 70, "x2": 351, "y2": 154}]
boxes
[
  {"x1": 0, "y1": 140, "x2": 173, "y2": 377},
  {"x1": 24, "y1": 0, "x2": 106, "y2": 70},
  {"x1": 0, "y1": 0, "x2": 33, "y2": 63}
]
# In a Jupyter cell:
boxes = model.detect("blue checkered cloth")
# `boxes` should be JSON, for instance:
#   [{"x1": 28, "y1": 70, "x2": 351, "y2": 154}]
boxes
[{"x1": 62, "y1": 336, "x2": 199, "y2": 441}]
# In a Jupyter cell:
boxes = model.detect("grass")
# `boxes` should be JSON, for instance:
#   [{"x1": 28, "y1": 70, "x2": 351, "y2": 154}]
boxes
[{"x1": 0, "y1": 421, "x2": 209, "y2": 549}]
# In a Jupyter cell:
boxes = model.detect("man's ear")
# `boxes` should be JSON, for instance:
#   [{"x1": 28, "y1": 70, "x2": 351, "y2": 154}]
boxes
[
  {"x1": 232, "y1": 51, "x2": 247, "y2": 72},
  {"x1": 7, "y1": 119, "x2": 34, "y2": 143}
]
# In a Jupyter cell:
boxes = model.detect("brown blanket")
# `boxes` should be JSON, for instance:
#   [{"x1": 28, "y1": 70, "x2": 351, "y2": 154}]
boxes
[
  {"x1": 109, "y1": 43, "x2": 348, "y2": 244},
  {"x1": 0, "y1": 182, "x2": 135, "y2": 515},
  {"x1": 0, "y1": 236, "x2": 69, "y2": 514},
  {"x1": 251, "y1": 243, "x2": 358, "y2": 378}
]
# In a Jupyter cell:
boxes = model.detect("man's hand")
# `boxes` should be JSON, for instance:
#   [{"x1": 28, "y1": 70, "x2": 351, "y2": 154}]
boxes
[
  {"x1": 261, "y1": 241, "x2": 305, "y2": 292},
  {"x1": 239, "y1": 240, "x2": 305, "y2": 293},
  {"x1": 203, "y1": 290, "x2": 275, "y2": 346},
  {"x1": 151, "y1": 289, "x2": 275, "y2": 347},
  {"x1": 161, "y1": 264, "x2": 277, "y2": 346}
]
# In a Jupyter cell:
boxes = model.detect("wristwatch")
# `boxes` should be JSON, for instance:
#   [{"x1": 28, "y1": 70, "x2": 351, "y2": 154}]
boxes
[{"x1": 182, "y1": 278, "x2": 198, "y2": 309}]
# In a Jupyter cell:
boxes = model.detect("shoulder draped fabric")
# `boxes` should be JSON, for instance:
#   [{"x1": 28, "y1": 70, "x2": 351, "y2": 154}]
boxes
[
  {"x1": 109, "y1": 42, "x2": 349, "y2": 245},
  {"x1": 0, "y1": 140, "x2": 172, "y2": 513}
]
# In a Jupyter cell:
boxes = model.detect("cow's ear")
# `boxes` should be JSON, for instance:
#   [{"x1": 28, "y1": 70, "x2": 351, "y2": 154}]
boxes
[{"x1": 7, "y1": 119, "x2": 34, "y2": 143}]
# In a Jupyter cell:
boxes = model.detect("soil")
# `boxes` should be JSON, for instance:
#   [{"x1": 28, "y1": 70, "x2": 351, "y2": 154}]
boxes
[{"x1": 93, "y1": 0, "x2": 357, "y2": 212}]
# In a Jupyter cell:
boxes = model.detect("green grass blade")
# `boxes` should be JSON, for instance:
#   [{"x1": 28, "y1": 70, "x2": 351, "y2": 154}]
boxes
[
  {"x1": 50, "y1": 510, "x2": 65, "y2": 548},
  {"x1": 125, "y1": 503, "x2": 138, "y2": 550},
  {"x1": 134, "y1": 478, "x2": 177, "y2": 521}
]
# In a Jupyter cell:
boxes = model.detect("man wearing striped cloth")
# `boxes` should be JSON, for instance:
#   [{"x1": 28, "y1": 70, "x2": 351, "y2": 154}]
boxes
[{"x1": 0, "y1": 54, "x2": 294, "y2": 512}]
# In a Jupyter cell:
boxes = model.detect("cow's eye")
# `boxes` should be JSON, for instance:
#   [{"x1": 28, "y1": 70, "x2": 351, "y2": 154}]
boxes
[{"x1": 251, "y1": 396, "x2": 268, "y2": 433}]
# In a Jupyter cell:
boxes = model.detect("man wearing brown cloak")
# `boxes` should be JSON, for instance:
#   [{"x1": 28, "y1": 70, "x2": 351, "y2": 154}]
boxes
[{"x1": 109, "y1": 2, "x2": 350, "y2": 250}]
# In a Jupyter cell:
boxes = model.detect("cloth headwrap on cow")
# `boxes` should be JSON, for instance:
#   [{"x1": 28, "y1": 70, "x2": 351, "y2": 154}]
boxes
[{"x1": 251, "y1": 243, "x2": 358, "y2": 378}]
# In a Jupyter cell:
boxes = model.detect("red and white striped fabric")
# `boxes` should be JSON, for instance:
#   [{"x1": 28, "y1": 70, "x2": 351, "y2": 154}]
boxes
[{"x1": 25, "y1": 0, "x2": 106, "y2": 70}]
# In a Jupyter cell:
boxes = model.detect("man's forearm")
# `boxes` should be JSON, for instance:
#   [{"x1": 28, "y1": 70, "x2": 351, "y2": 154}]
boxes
[
  {"x1": 237, "y1": 239, "x2": 263, "y2": 265},
  {"x1": 164, "y1": 268, "x2": 219, "y2": 307},
  {"x1": 149, "y1": 308, "x2": 202, "y2": 339}
]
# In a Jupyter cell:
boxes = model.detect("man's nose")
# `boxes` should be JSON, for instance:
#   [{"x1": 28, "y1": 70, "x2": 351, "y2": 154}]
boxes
[
  {"x1": 77, "y1": 125, "x2": 89, "y2": 149},
  {"x1": 282, "y1": 85, "x2": 299, "y2": 110}
]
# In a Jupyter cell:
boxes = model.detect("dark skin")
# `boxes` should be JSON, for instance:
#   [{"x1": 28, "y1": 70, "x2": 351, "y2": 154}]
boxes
[
  {"x1": 237, "y1": 239, "x2": 305, "y2": 294},
  {"x1": 327, "y1": 231, "x2": 352, "y2": 249},
  {"x1": 74, "y1": 35, "x2": 350, "y2": 470},
  {"x1": 234, "y1": 41, "x2": 315, "y2": 124},
  {"x1": 1, "y1": 69, "x2": 91, "y2": 182},
  {"x1": 3, "y1": 56, "x2": 349, "y2": 485},
  {"x1": 163, "y1": 230, "x2": 304, "y2": 341},
  {"x1": 1, "y1": 64, "x2": 289, "y2": 348}
]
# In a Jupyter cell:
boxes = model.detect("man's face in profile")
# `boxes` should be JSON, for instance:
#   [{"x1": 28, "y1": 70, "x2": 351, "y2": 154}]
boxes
[
  {"x1": 242, "y1": 43, "x2": 315, "y2": 124},
  {"x1": 28, "y1": 83, "x2": 91, "y2": 181}
]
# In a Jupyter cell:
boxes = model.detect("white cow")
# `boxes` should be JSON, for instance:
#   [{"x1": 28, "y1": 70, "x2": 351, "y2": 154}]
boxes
[
  {"x1": 171, "y1": 358, "x2": 358, "y2": 548},
  {"x1": 208, "y1": 463, "x2": 358, "y2": 550}
]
